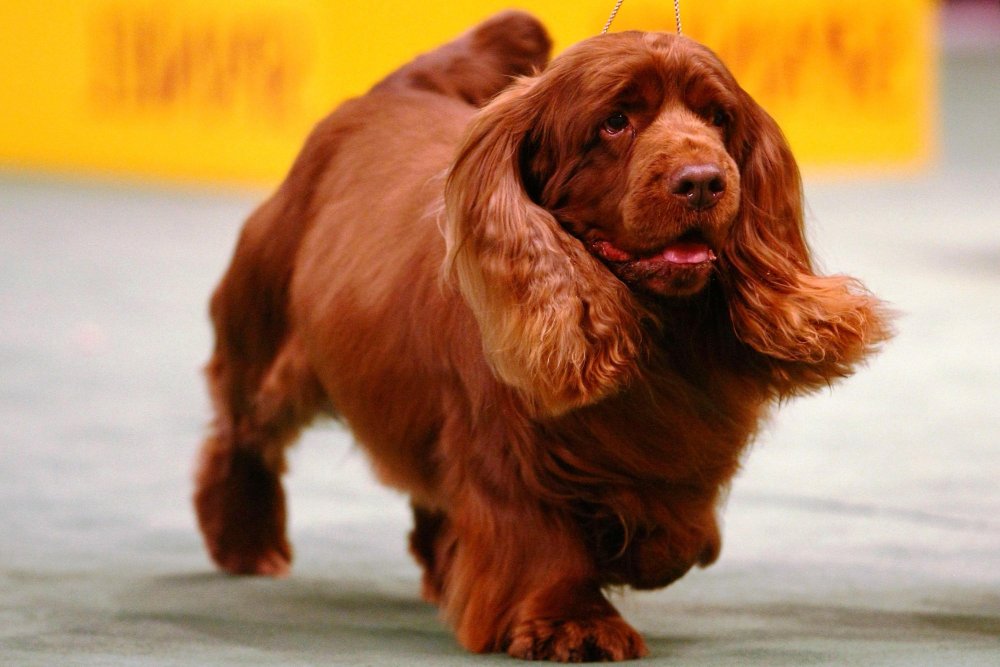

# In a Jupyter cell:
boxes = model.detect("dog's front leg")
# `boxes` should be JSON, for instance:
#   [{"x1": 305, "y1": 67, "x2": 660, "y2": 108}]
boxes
[{"x1": 440, "y1": 492, "x2": 648, "y2": 662}]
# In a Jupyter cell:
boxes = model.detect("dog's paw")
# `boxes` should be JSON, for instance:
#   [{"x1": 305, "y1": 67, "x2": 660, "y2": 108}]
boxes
[
  {"x1": 214, "y1": 544, "x2": 291, "y2": 577},
  {"x1": 201, "y1": 508, "x2": 291, "y2": 576},
  {"x1": 506, "y1": 616, "x2": 648, "y2": 662}
]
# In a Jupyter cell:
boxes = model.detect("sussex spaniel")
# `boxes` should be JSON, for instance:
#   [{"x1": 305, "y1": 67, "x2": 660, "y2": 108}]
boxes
[{"x1": 195, "y1": 11, "x2": 891, "y2": 662}]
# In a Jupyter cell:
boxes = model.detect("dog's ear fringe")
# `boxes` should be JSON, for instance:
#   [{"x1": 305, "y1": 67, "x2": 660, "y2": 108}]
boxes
[
  {"x1": 444, "y1": 79, "x2": 647, "y2": 417},
  {"x1": 722, "y1": 94, "x2": 894, "y2": 396}
]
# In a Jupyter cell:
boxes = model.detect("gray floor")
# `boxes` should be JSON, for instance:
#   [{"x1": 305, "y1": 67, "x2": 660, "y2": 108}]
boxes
[{"x1": 2, "y1": 42, "x2": 998, "y2": 667}]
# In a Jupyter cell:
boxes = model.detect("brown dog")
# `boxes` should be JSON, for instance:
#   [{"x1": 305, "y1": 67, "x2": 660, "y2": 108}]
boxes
[{"x1": 195, "y1": 11, "x2": 890, "y2": 661}]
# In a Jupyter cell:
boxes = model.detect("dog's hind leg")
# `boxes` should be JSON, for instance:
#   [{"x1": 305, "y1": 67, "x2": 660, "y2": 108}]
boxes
[
  {"x1": 373, "y1": 10, "x2": 552, "y2": 106},
  {"x1": 195, "y1": 334, "x2": 323, "y2": 575}
]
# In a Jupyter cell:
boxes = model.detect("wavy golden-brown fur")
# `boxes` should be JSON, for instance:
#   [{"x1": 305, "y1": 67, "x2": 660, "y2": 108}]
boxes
[{"x1": 195, "y1": 12, "x2": 891, "y2": 662}]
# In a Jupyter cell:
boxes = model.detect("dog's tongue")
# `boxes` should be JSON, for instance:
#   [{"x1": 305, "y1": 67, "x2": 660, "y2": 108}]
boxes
[{"x1": 658, "y1": 242, "x2": 715, "y2": 265}]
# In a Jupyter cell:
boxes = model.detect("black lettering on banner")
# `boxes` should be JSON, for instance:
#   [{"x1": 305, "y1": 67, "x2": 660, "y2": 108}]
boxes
[{"x1": 88, "y1": 3, "x2": 312, "y2": 126}]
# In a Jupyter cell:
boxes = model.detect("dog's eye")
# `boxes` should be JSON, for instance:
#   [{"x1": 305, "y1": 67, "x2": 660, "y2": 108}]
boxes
[
  {"x1": 710, "y1": 108, "x2": 730, "y2": 128},
  {"x1": 601, "y1": 112, "x2": 630, "y2": 136}
]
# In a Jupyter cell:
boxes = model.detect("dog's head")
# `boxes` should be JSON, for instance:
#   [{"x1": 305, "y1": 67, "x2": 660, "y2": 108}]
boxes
[
  {"x1": 445, "y1": 32, "x2": 890, "y2": 415},
  {"x1": 520, "y1": 33, "x2": 749, "y2": 298}
]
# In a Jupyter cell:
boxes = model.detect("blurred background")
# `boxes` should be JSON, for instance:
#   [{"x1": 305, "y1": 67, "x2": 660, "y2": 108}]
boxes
[
  {"x1": 2, "y1": 1, "x2": 998, "y2": 665},
  {"x1": 0, "y1": 0, "x2": 944, "y2": 182}
]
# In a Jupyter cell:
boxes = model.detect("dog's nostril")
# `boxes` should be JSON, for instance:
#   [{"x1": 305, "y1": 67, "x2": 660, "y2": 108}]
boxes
[
  {"x1": 670, "y1": 164, "x2": 725, "y2": 210},
  {"x1": 675, "y1": 180, "x2": 696, "y2": 196}
]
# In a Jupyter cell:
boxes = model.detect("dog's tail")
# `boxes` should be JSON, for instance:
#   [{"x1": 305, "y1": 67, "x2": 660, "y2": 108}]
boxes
[{"x1": 371, "y1": 10, "x2": 551, "y2": 107}]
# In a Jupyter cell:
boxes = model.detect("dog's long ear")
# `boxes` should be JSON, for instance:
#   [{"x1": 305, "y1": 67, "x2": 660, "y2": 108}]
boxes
[
  {"x1": 444, "y1": 78, "x2": 645, "y2": 416},
  {"x1": 721, "y1": 94, "x2": 893, "y2": 395}
]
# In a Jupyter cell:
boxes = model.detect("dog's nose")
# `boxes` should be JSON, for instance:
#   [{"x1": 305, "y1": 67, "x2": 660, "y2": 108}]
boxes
[{"x1": 669, "y1": 164, "x2": 726, "y2": 210}]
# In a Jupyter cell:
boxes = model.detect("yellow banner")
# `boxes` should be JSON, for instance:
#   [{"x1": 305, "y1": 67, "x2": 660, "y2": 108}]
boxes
[{"x1": 0, "y1": 0, "x2": 937, "y2": 185}]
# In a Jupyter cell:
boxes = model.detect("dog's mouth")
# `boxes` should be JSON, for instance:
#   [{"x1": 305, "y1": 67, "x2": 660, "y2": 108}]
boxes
[
  {"x1": 587, "y1": 231, "x2": 718, "y2": 296},
  {"x1": 590, "y1": 238, "x2": 716, "y2": 266}
]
